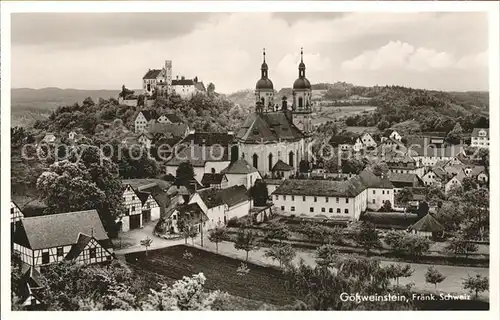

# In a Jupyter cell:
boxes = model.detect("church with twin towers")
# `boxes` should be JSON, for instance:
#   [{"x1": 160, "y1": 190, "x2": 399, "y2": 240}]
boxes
[{"x1": 233, "y1": 48, "x2": 313, "y2": 177}]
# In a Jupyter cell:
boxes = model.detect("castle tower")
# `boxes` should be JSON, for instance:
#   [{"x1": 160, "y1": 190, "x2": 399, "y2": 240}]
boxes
[
  {"x1": 165, "y1": 60, "x2": 173, "y2": 95},
  {"x1": 255, "y1": 48, "x2": 275, "y2": 112},
  {"x1": 292, "y1": 48, "x2": 312, "y2": 134}
]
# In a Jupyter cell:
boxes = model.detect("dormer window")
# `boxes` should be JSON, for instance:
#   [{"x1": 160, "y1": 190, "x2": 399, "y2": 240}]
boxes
[{"x1": 479, "y1": 130, "x2": 486, "y2": 137}]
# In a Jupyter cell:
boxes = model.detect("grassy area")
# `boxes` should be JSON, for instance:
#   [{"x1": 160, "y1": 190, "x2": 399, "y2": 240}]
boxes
[{"x1": 124, "y1": 245, "x2": 296, "y2": 306}]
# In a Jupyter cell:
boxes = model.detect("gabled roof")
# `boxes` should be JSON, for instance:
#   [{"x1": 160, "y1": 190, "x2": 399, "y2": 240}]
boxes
[
  {"x1": 272, "y1": 160, "x2": 294, "y2": 172},
  {"x1": 470, "y1": 165, "x2": 486, "y2": 176},
  {"x1": 14, "y1": 210, "x2": 109, "y2": 250},
  {"x1": 273, "y1": 177, "x2": 366, "y2": 198},
  {"x1": 431, "y1": 167, "x2": 448, "y2": 180},
  {"x1": 136, "y1": 191, "x2": 158, "y2": 206},
  {"x1": 201, "y1": 173, "x2": 227, "y2": 186},
  {"x1": 447, "y1": 169, "x2": 467, "y2": 184},
  {"x1": 359, "y1": 169, "x2": 394, "y2": 188},
  {"x1": 181, "y1": 132, "x2": 234, "y2": 146},
  {"x1": 159, "y1": 113, "x2": 183, "y2": 124},
  {"x1": 196, "y1": 188, "x2": 225, "y2": 209},
  {"x1": 221, "y1": 159, "x2": 259, "y2": 174},
  {"x1": 65, "y1": 233, "x2": 94, "y2": 260},
  {"x1": 166, "y1": 144, "x2": 229, "y2": 167},
  {"x1": 472, "y1": 128, "x2": 489, "y2": 138},
  {"x1": 387, "y1": 173, "x2": 424, "y2": 188},
  {"x1": 235, "y1": 111, "x2": 304, "y2": 143},
  {"x1": 220, "y1": 185, "x2": 250, "y2": 207},
  {"x1": 411, "y1": 146, "x2": 464, "y2": 158},
  {"x1": 137, "y1": 110, "x2": 158, "y2": 121},
  {"x1": 148, "y1": 123, "x2": 189, "y2": 139},
  {"x1": 143, "y1": 69, "x2": 163, "y2": 80},
  {"x1": 329, "y1": 135, "x2": 356, "y2": 146},
  {"x1": 410, "y1": 214, "x2": 444, "y2": 232},
  {"x1": 176, "y1": 203, "x2": 209, "y2": 223}
]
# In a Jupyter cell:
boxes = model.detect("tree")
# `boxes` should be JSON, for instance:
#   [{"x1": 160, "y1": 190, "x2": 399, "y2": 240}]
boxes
[
  {"x1": 301, "y1": 222, "x2": 341, "y2": 245},
  {"x1": 315, "y1": 243, "x2": 337, "y2": 268},
  {"x1": 377, "y1": 119, "x2": 390, "y2": 131},
  {"x1": 208, "y1": 227, "x2": 229, "y2": 253},
  {"x1": 234, "y1": 229, "x2": 260, "y2": 262},
  {"x1": 463, "y1": 274, "x2": 489, "y2": 299},
  {"x1": 385, "y1": 264, "x2": 413, "y2": 286},
  {"x1": 445, "y1": 122, "x2": 463, "y2": 145},
  {"x1": 175, "y1": 162, "x2": 195, "y2": 186},
  {"x1": 354, "y1": 222, "x2": 381, "y2": 256},
  {"x1": 140, "y1": 237, "x2": 153, "y2": 256},
  {"x1": 249, "y1": 179, "x2": 269, "y2": 206},
  {"x1": 264, "y1": 244, "x2": 296, "y2": 269},
  {"x1": 266, "y1": 221, "x2": 290, "y2": 244},
  {"x1": 416, "y1": 201, "x2": 429, "y2": 218},
  {"x1": 384, "y1": 230, "x2": 431, "y2": 259},
  {"x1": 207, "y1": 83, "x2": 215, "y2": 96},
  {"x1": 380, "y1": 200, "x2": 392, "y2": 212},
  {"x1": 372, "y1": 163, "x2": 389, "y2": 177},
  {"x1": 445, "y1": 234, "x2": 478, "y2": 258},
  {"x1": 188, "y1": 225, "x2": 199, "y2": 245},
  {"x1": 425, "y1": 266, "x2": 446, "y2": 290},
  {"x1": 395, "y1": 187, "x2": 413, "y2": 206}
]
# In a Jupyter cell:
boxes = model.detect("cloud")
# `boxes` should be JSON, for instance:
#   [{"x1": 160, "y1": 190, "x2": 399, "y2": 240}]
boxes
[
  {"x1": 341, "y1": 41, "x2": 486, "y2": 72},
  {"x1": 455, "y1": 51, "x2": 488, "y2": 69}
]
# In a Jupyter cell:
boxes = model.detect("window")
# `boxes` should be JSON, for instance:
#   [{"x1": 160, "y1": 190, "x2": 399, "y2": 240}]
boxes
[
  {"x1": 89, "y1": 248, "x2": 97, "y2": 259},
  {"x1": 284, "y1": 196, "x2": 287, "y2": 201},
  {"x1": 291, "y1": 206, "x2": 295, "y2": 212},
  {"x1": 172, "y1": 214, "x2": 177, "y2": 220},
  {"x1": 373, "y1": 190, "x2": 375, "y2": 195},
  {"x1": 321, "y1": 208, "x2": 325, "y2": 213},
  {"x1": 344, "y1": 209, "x2": 349, "y2": 214},
  {"x1": 329, "y1": 208, "x2": 333, "y2": 213},
  {"x1": 382, "y1": 190, "x2": 385, "y2": 195},
  {"x1": 387, "y1": 190, "x2": 390, "y2": 194},
  {"x1": 11, "y1": 208, "x2": 14, "y2": 214},
  {"x1": 42, "y1": 252, "x2": 49, "y2": 264},
  {"x1": 372, "y1": 199, "x2": 375, "y2": 204},
  {"x1": 132, "y1": 206, "x2": 135, "y2": 212},
  {"x1": 337, "y1": 208, "x2": 341, "y2": 213},
  {"x1": 132, "y1": 196, "x2": 135, "y2": 200},
  {"x1": 57, "y1": 247, "x2": 64, "y2": 257},
  {"x1": 292, "y1": 196, "x2": 295, "y2": 201},
  {"x1": 268, "y1": 153, "x2": 273, "y2": 171},
  {"x1": 303, "y1": 196, "x2": 306, "y2": 202},
  {"x1": 275, "y1": 195, "x2": 279, "y2": 200},
  {"x1": 314, "y1": 197, "x2": 317, "y2": 202},
  {"x1": 281, "y1": 206, "x2": 285, "y2": 211},
  {"x1": 336, "y1": 197, "x2": 339, "y2": 203},
  {"x1": 310, "y1": 207, "x2": 314, "y2": 213},
  {"x1": 345, "y1": 198, "x2": 349, "y2": 204},
  {"x1": 252, "y1": 154, "x2": 259, "y2": 169},
  {"x1": 325, "y1": 197, "x2": 329, "y2": 203}
]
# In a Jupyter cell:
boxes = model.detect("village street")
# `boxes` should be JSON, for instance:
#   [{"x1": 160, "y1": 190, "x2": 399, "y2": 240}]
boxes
[{"x1": 114, "y1": 223, "x2": 489, "y2": 297}]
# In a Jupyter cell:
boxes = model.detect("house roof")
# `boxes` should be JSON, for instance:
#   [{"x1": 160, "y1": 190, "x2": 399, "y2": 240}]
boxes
[
  {"x1": 167, "y1": 184, "x2": 191, "y2": 197},
  {"x1": 221, "y1": 159, "x2": 259, "y2": 174},
  {"x1": 148, "y1": 123, "x2": 188, "y2": 139},
  {"x1": 181, "y1": 132, "x2": 234, "y2": 146},
  {"x1": 172, "y1": 79, "x2": 194, "y2": 86},
  {"x1": 472, "y1": 128, "x2": 489, "y2": 138},
  {"x1": 166, "y1": 144, "x2": 229, "y2": 167},
  {"x1": 359, "y1": 169, "x2": 394, "y2": 189},
  {"x1": 411, "y1": 146, "x2": 464, "y2": 158},
  {"x1": 470, "y1": 165, "x2": 486, "y2": 176},
  {"x1": 329, "y1": 135, "x2": 356, "y2": 146},
  {"x1": 387, "y1": 173, "x2": 423, "y2": 188},
  {"x1": 14, "y1": 210, "x2": 109, "y2": 250},
  {"x1": 444, "y1": 165, "x2": 467, "y2": 176},
  {"x1": 138, "y1": 110, "x2": 158, "y2": 121},
  {"x1": 235, "y1": 111, "x2": 305, "y2": 143},
  {"x1": 196, "y1": 187, "x2": 225, "y2": 209},
  {"x1": 160, "y1": 113, "x2": 183, "y2": 124},
  {"x1": 122, "y1": 179, "x2": 171, "y2": 191},
  {"x1": 273, "y1": 177, "x2": 366, "y2": 198},
  {"x1": 143, "y1": 69, "x2": 162, "y2": 80},
  {"x1": 431, "y1": 167, "x2": 448, "y2": 179},
  {"x1": 64, "y1": 233, "x2": 94, "y2": 260},
  {"x1": 411, "y1": 214, "x2": 444, "y2": 232},
  {"x1": 194, "y1": 82, "x2": 206, "y2": 92},
  {"x1": 382, "y1": 129, "x2": 398, "y2": 137},
  {"x1": 220, "y1": 185, "x2": 250, "y2": 207},
  {"x1": 272, "y1": 160, "x2": 294, "y2": 172},
  {"x1": 201, "y1": 173, "x2": 226, "y2": 186}
]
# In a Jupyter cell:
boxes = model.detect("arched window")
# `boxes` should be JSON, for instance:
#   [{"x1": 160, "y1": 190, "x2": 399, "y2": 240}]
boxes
[
  {"x1": 289, "y1": 151, "x2": 294, "y2": 167},
  {"x1": 211, "y1": 168, "x2": 216, "y2": 174},
  {"x1": 298, "y1": 97, "x2": 303, "y2": 109},
  {"x1": 268, "y1": 153, "x2": 273, "y2": 172},
  {"x1": 253, "y1": 154, "x2": 259, "y2": 169}
]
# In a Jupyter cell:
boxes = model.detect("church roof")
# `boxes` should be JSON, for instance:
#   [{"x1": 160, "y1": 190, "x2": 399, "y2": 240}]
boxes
[
  {"x1": 256, "y1": 78, "x2": 274, "y2": 90},
  {"x1": 221, "y1": 159, "x2": 259, "y2": 174},
  {"x1": 235, "y1": 111, "x2": 304, "y2": 143},
  {"x1": 143, "y1": 69, "x2": 162, "y2": 80},
  {"x1": 293, "y1": 77, "x2": 311, "y2": 90}
]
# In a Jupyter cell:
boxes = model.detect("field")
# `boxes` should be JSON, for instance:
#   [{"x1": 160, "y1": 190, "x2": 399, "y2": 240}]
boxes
[
  {"x1": 124, "y1": 245, "x2": 296, "y2": 306},
  {"x1": 312, "y1": 105, "x2": 377, "y2": 126}
]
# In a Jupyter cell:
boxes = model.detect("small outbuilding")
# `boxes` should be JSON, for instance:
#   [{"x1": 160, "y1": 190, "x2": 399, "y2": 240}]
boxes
[{"x1": 408, "y1": 213, "x2": 444, "y2": 239}]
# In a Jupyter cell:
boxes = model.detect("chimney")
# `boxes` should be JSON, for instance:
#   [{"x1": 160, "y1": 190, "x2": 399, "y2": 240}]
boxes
[
  {"x1": 189, "y1": 129, "x2": 196, "y2": 135},
  {"x1": 227, "y1": 131, "x2": 234, "y2": 136},
  {"x1": 176, "y1": 75, "x2": 179, "y2": 80}
]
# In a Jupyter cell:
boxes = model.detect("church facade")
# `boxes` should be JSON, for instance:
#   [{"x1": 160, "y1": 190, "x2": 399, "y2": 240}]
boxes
[{"x1": 234, "y1": 48, "x2": 313, "y2": 177}]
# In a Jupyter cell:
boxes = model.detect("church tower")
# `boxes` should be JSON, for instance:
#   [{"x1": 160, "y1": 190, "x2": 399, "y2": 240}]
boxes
[
  {"x1": 165, "y1": 60, "x2": 173, "y2": 95},
  {"x1": 255, "y1": 48, "x2": 275, "y2": 112},
  {"x1": 292, "y1": 48, "x2": 312, "y2": 134}
]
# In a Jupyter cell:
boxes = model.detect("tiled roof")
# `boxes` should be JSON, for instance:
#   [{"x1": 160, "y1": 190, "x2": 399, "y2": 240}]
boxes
[
  {"x1": 272, "y1": 160, "x2": 294, "y2": 172},
  {"x1": 411, "y1": 146, "x2": 464, "y2": 158},
  {"x1": 329, "y1": 135, "x2": 356, "y2": 146},
  {"x1": 201, "y1": 173, "x2": 226, "y2": 186},
  {"x1": 143, "y1": 69, "x2": 162, "y2": 80},
  {"x1": 387, "y1": 173, "x2": 423, "y2": 188},
  {"x1": 273, "y1": 177, "x2": 366, "y2": 197},
  {"x1": 359, "y1": 169, "x2": 394, "y2": 188},
  {"x1": 162, "y1": 113, "x2": 183, "y2": 124},
  {"x1": 148, "y1": 123, "x2": 188, "y2": 139},
  {"x1": 235, "y1": 112, "x2": 305, "y2": 143},
  {"x1": 472, "y1": 128, "x2": 489, "y2": 138},
  {"x1": 410, "y1": 214, "x2": 444, "y2": 232},
  {"x1": 220, "y1": 185, "x2": 250, "y2": 207},
  {"x1": 196, "y1": 188, "x2": 225, "y2": 209},
  {"x1": 431, "y1": 167, "x2": 448, "y2": 180},
  {"x1": 221, "y1": 159, "x2": 258, "y2": 174},
  {"x1": 138, "y1": 110, "x2": 158, "y2": 121},
  {"x1": 64, "y1": 233, "x2": 93, "y2": 260},
  {"x1": 14, "y1": 210, "x2": 109, "y2": 250},
  {"x1": 172, "y1": 79, "x2": 194, "y2": 86}
]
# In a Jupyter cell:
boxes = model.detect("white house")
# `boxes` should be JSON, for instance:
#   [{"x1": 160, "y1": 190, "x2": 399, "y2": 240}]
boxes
[
  {"x1": 359, "y1": 133, "x2": 378, "y2": 148},
  {"x1": 220, "y1": 185, "x2": 251, "y2": 221},
  {"x1": 172, "y1": 76, "x2": 206, "y2": 99},
  {"x1": 381, "y1": 130, "x2": 402, "y2": 142},
  {"x1": 167, "y1": 203, "x2": 208, "y2": 234},
  {"x1": 189, "y1": 188, "x2": 227, "y2": 229},
  {"x1": 444, "y1": 170, "x2": 466, "y2": 194},
  {"x1": 421, "y1": 167, "x2": 448, "y2": 187},
  {"x1": 471, "y1": 128, "x2": 489, "y2": 149},
  {"x1": 201, "y1": 173, "x2": 229, "y2": 189},
  {"x1": 272, "y1": 176, "x2": 368, "y2": 221},
  {"x1": 135, "y1": 110, "x2": 158, "y2": 133},
  {"x1": 136, "y1": 191, "x2": 161, "y2": 223},
  {"x1": 221, "y1": 159, "x2": 262, "y2": 190},
  {"x1": 121, "y1": 184, "x2": 144, "y2": 232},
  {"x1": 358, "y1": 170, "x2": 395, "y2": 211},
  {"x1": 13, "y1": 210, "x2": 113, "y2": 267},
  {"x1": 157, "y1": 113, "x2": 183, "y2": 125},
  {"x1": 138, "y1": 133, "x2": 153, "y2": 149},
  {"x1": 412, "y1": 146, "x2": 465, "y2": 167}
]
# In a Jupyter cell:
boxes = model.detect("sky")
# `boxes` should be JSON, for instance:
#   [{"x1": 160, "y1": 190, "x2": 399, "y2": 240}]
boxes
[{"x1": 11, "y1": 12, "x2": 489, "y2": 93}]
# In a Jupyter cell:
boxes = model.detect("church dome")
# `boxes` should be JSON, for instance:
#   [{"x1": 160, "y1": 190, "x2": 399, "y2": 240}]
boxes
[
  {"x1": 293, "y1": 77, "x2": 311, "y2": 90},
  {"x1": 256, "y1": 78, "x2": 274, "y2": 90}
]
